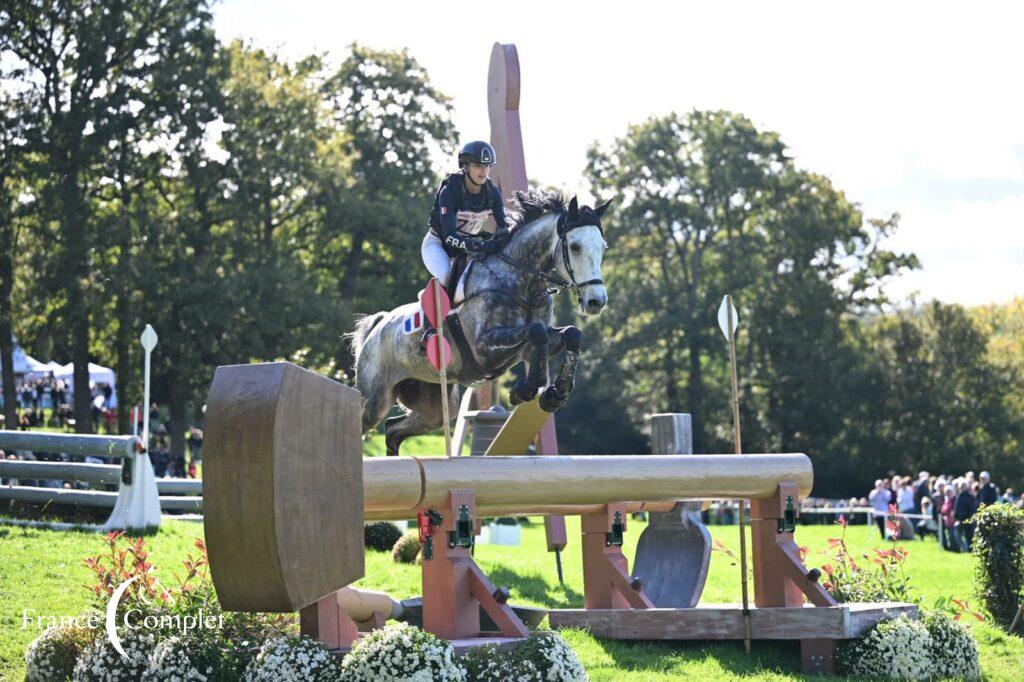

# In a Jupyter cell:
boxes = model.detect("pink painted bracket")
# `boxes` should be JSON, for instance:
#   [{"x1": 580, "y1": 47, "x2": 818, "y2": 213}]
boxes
[
  {"x1": 581, "y1": 504, "x2": 655, "y2": 610},
  {"x1": 422, "y1": 490, "x2": 530, "y2": 640}
]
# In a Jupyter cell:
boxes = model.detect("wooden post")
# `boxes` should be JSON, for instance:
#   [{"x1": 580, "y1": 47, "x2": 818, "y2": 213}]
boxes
[
  {"x1": 581, "y1": 504, "x2": 655, "y2": 610},
  {"x1": 488, "y1": 41, "x2": 567, "y2": 571},
  {"x1": 421, "y1": 490, "x2": 529, "y2": 640},
  {"x1": 300, "y1": 592, "x2": 361, "y2": 650}
]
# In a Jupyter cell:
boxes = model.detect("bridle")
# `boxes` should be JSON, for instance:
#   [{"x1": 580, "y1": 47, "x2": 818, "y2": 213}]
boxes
[
  {"x1": 554, "y1": 212, "x2": 605, "y2": 305},
  {"x1": 483, "y1": 211, "x2": 605, "y2": 308}
]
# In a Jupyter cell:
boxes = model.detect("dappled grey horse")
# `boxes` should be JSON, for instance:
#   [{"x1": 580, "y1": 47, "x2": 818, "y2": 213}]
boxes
[{"x1": 350, "y1": 190, "x2": 611, "y2": 456}]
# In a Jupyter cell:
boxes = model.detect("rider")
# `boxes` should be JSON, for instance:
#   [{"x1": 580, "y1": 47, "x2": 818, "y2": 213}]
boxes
[{"x1": 422, "y1": 140, "x2": 509, "y2": 294}]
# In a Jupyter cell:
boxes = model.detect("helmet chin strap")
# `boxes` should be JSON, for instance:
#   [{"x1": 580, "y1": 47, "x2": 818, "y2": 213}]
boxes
[{"x1": 462, "y1": 164, "x2": 484, "y2": 188}]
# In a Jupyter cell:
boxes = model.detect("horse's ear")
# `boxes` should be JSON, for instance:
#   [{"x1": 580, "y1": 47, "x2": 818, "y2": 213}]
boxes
[
  {"x1": 567, "y1": 196, "x2": 579, "y2": 221},
  {"x1": 594, "y1": 199, "x2": 612, "y2": 219}
]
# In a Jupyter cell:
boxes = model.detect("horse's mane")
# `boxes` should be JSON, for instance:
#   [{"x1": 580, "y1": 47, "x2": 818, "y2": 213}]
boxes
[{"x1": 507, "y1": 190, "x2": 567, "y2": 232}]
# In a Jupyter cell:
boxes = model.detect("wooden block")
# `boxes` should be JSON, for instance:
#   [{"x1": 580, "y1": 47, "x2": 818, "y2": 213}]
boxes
[
  {"x1": 547, "y1": 603, "x2": 918, "y2": 641},
  {"x1": 483, "y1": 397, "x2": 551, "y2": 455},
  {"x1": 204, "y1": 362, "x2": 365, "y2": 612}
]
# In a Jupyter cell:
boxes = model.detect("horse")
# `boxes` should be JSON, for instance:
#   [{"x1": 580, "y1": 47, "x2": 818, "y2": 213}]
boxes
[{"x1": 350, "y1": 190, "x2": 610, "y2": 456}]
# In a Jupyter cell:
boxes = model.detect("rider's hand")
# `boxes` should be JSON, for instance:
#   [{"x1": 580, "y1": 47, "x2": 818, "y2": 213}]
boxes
[{"x1": 477, "y1": 237, "x2": 503, "y2": 255}]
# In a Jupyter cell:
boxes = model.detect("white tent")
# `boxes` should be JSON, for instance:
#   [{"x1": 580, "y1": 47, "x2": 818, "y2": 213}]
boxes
[
  {"x1": 11, "y1": 342, "x2": 50, "y2": 375},
  {"x1": 54, "y1": 362, "x2": 118, "y2": 407},
  {"x1": 54, "y1": 361, "x2": 117, "y2": 387}
]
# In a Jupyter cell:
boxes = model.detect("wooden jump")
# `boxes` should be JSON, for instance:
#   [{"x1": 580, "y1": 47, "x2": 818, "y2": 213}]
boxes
[{"x1": 203, "y1": 361, "x2": 916, "y2": 675}]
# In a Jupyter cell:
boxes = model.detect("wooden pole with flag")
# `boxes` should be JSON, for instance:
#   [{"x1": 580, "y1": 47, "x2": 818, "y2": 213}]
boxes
[{"x1": 719, "y1": 294, "x2": 751, "y2": 655}]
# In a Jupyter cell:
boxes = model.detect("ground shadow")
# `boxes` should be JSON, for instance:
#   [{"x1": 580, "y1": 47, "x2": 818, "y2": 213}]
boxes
[
  {"x1": 588, "y1": 637, "x2": 824, "y2": 679},
  {"x1": 486, "y1": 565, "x2": 584, "y2": 609}
]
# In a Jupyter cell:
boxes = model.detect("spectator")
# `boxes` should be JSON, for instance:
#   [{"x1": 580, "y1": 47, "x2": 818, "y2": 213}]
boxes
[
  {"x1": 932, "y1": 482, "x2": 947, "y2": 548},
  {"x1": 917, "y1": 496, "x2": 937, "y2": 539},
  {"x1": 869, "y1": 479, "x2": 891, "y2": 540},
  {"x1": 1001, "y1": 488, "x2": 1017, "y2": 505},
  {"x1": 913, "y1": 471, "x2": 930, "y2": 513},
  {"x1": 953, "y1": 480, "x2": 978, "y2": 551},
  {"x1": 940, "y1": 486, "x2": 958, "y2": 552},
  {"x1": 977, "y1": 471, "x2": 999, "y2": 507},
  {"x1": 149, "y1": 436, "x2": 170, "y2": 478},
  {"x1": 898, "y1": 476, "x2": 916, "y2": 514},
  {"x1": 187, "y1": 428, "x2": 203, "y2": 464}
]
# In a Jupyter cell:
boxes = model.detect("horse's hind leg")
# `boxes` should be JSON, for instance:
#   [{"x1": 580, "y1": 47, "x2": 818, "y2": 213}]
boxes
[
  {"x1": 356, "y1": 362, "x2": 392, "y2": 433},
  {"x1": 384, "y1": 379, "x2": 458, "y2": 456}
]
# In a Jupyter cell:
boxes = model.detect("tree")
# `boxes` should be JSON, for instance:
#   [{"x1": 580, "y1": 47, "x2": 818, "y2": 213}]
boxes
[
  {"x1": 308, "y1": 44, "x2": 458, "y2": 376},
  {"x1": 1, "y1": 0, "x2": 217, "y2": 431}
]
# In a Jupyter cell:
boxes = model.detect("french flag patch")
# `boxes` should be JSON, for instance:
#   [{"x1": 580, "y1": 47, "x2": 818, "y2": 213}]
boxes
[
  {"x1": 404, "y1": 309, "x2": 424, "y2": 334},
  {"x1": 440, "y1": 206, "x2": 448, "y2": 215}
]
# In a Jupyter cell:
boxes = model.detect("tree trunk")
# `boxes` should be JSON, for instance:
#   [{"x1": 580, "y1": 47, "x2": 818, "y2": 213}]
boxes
[
  {"x1": 0, "y1": 221, "x2": 16, "y2": 430},
  {"x1": 686, "y1": 332, "x2": 704, "y2": 452},
  {"x1": 168, "y1": 375, "x2": 187, "y2": 466},
  {"x1": 113, "y1": 304, "x2": 134, "y2": 435},
  {"x1": 59, "y1": 166, "x2": 93, "y2": 433}
]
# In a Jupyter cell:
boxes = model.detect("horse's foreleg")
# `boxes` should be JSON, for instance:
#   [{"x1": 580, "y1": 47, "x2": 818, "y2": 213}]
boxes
[
  {"x1": 539, "y1": 326, "x2": 582, "y2": 413},
  {"x1": 478, "y1": 321, "x2": 548, "y2": 404}
]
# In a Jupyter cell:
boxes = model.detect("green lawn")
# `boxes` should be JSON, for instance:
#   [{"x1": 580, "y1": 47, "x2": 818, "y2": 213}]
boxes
[{"x1": 2, "y1": 434, "x2": 1023, "y2": 679}]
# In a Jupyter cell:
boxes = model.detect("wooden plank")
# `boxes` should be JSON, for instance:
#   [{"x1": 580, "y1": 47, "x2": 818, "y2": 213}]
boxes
[
  {"x1": 483, "y1": 397, "x2": 550, "y2": 455},
  {"x1": 548, "y1": 603, "x2": 918, "y2": 641}
]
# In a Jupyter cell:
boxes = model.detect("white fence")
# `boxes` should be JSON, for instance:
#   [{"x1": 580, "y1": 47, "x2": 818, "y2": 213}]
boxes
[{"x1": 0, "y1": 430, "x2": 203, "y2": 530}]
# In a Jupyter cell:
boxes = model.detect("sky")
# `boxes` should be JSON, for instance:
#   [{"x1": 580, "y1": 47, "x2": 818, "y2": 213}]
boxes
[{"x1": 213, "y1": 0, "x2": 1023, "y2": 307}]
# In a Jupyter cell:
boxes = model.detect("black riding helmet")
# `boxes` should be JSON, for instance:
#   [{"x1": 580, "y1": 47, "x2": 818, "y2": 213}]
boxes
[{"x1": 458, "y1": 140, "x2": 496, "y2": 167}]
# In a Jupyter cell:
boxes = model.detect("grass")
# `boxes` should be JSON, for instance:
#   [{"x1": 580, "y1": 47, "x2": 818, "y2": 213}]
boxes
[{"x1": 1, "y1": 433, "x2": 1023, "y2": 679}]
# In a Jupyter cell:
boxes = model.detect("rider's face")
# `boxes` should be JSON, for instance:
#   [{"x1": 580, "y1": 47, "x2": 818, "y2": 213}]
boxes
[{"x1": 466, "y1": 162, "x2": 491, "y2": 185}]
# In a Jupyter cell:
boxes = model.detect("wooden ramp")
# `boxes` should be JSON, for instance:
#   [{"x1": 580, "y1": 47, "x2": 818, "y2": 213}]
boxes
[
  {"x1": 483, "y1": 397, "x2": 551, "y2": 456},
  {"x1": 548, "y1": 602, "x2": 918, "y2": 640}
]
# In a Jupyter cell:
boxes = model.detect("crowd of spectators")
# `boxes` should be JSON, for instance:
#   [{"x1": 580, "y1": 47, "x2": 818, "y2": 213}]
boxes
[
  {"x1": 0, "y1": 374, "x2": 115, "y2": 432},
  {"x1": 866, "y1": 470, "x2": 1018, "y2": 552},
  {"x1": 0, "y1": 401, "x2": 204, "y2": 494}
]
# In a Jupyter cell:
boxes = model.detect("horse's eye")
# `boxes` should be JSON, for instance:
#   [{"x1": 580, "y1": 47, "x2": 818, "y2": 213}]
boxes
[{"x1": 570, "y1": 243, "x2": 581, "y2": 253}]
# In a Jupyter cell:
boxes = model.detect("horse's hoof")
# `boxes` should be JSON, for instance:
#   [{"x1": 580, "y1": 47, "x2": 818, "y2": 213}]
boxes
[{"x1": 539, "y1": 386, "x2": 567, "y2": 413}]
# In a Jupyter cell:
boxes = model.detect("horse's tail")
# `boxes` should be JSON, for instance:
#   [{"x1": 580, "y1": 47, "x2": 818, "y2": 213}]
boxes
[{"x1": 347, "y1": 312, "x2": 387, "y2": 360}]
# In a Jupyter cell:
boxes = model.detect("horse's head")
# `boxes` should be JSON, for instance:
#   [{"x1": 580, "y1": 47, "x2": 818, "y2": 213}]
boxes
[{"x1": 556, "y1": 196, "x2": 611, "y2": 316}]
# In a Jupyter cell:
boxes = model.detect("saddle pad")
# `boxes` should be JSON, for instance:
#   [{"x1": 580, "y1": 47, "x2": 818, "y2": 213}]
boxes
[{"x1": 454, "y1": 261, "x2": 474, "y2": 305}]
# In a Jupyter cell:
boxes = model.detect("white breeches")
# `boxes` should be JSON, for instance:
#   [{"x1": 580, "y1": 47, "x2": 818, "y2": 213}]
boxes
[{"x1": 421, "y1": 230, "x2": 452, "y2": 287}]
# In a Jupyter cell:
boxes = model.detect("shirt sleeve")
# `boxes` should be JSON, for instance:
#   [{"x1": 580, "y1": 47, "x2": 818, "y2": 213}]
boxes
[{"x1": 491, "y1": 186, "x2": 509, "y2": 231}]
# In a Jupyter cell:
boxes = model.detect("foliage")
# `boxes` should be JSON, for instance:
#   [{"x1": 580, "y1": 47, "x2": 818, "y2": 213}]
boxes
[
  {"x1": 971, "y1": 503, "x2": 1024, "y2": 628},
  {"x1": 365, "y1": 521, "x2": 404, "y2": 552},
  {"x1": 837, "y1": 615, "x2": 933, "y2": 680},
  {"x1": 144, "y1": 635, "x2": 215, "y2": 681},
  {"x1": 819, "y1": 512, "x2": 915, "y2": 604},
  {"x1": 462, "y1": 630, "x2": 587, "y2": 681},
  {"x1": 391, "y1": 532, "x2": 422, "y2": 564},
  {"x1": 71, "y1": 629, "x2": 156, "y2": 682},
  {"x1": 340, "y1": 622, "x2": 465, "y2": 681},
  {"x1": 922, "y1": 611, "x2": 981, "y2": 680},
  {"x1": 24, "y1": 626, "x2": 94, "y2": 682},
  {"x1": 242, "y1": 634, "x2": 340, "y2": 682}
]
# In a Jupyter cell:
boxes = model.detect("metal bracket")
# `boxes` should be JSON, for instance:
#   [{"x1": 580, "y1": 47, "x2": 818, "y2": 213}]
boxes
[
  {"x1": 450, "y1": 504, "x2": 474, "y2": 549},
  {"x1": 605, "y1": 511, "x2": 625, "y2": 547},
  {"x1": 777, "y1": 495, "x2": 797, "y2": 534}
]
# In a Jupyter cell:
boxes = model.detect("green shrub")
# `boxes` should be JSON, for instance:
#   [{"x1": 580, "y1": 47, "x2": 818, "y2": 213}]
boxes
[
  {"x1": 391, "y1": 532, "x2": 422, "y2": 564},
  {"x1": 819, "y1": 513, "x2": 915, "y2": 604},
  {"x1": 341, "y1": 622, "x2": 465, "y2": 681},
  {"x1": 923, "y1": 611, "x2": 980, "y2": 680},
  {"x1": 364, "y1": 521, "x2": 404, "y2": 552},
  {"x1": 72, "y1": 630, "x2": 156, "y2": 682},
  {"x1": 24, "y1": 626, "x2": 95, "y2": 682},
  {"x1": 242, "y1": 634, "x2": 340, "y2": 681},
  {"x1": 462, "y1": 630, "x2": 587, "y2": 681},
  {"x1": 971, "y1": 503, "x2": 1024, "y2": 628},
  {"x1": 837, "y1": 615, "x2": 932, "y2": 680}
]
